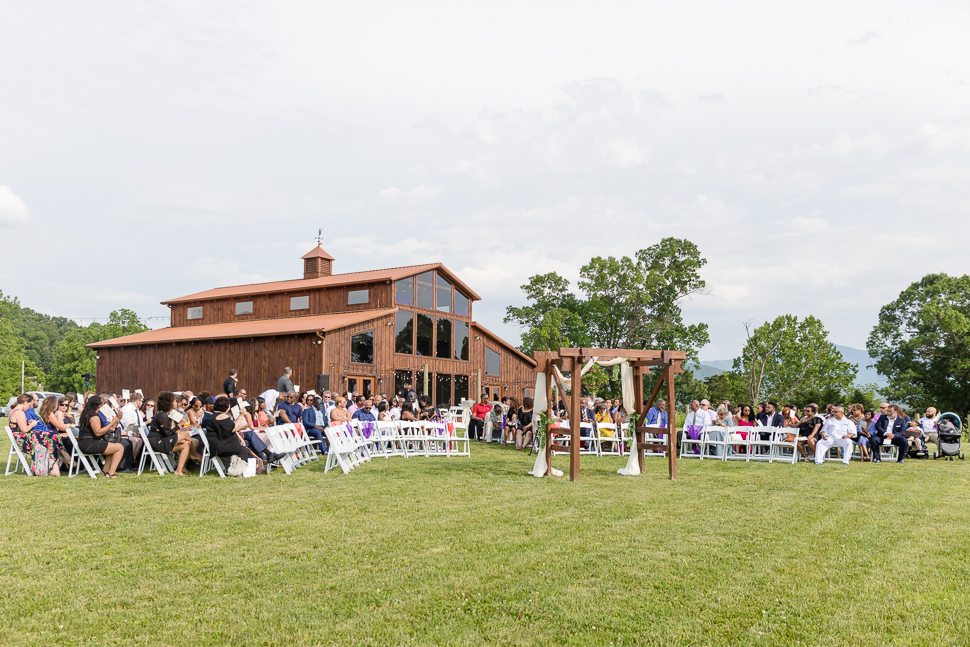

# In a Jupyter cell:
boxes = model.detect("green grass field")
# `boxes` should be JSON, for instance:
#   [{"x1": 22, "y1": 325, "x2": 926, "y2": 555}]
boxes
[{"x1": 1, "y1": 428, "x2": 969, "y2": 646}]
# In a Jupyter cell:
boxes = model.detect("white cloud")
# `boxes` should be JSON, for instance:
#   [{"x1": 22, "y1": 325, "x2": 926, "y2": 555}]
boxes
[{"x1": 0, "y1": 187, "x2": 31, "y2": 227}]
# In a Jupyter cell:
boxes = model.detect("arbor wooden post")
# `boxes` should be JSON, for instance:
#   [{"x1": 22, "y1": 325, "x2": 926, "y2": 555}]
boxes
[
  {"x1": 544, "y1": 364, "x2": 554, "y2": 477},
  {"x1": 569, "y1": 353, "x2": 583, "y2": 482},
  {"x1": 666, "y1": 364, "x2": 677, "y2": 480}
]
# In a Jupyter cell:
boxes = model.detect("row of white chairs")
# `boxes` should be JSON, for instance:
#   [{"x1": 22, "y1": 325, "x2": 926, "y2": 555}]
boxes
[
  {"x1": 548, "y1": 422, "x2": 670, "y2": 458},
  {"x1": 679, "y1": 426, "x2": 900, "y2": 463},
  {"x1": 324, "y1": 418, "x2": 470, "y2": 474}
]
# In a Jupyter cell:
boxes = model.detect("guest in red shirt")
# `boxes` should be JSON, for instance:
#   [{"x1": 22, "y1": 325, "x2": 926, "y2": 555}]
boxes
[{"x1": 469, "y1": 394, "x2": 493, "y2": 441}]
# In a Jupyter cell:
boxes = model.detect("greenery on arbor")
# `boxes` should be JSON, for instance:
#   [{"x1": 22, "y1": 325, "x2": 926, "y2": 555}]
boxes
[
  {"x1": 505, "y1": 238, "x2": 710, "y2": 399},
  {"x1": 733, "y1": 314, "x2": 856, "y2": 405},
  {"x1": 867, "y1": 273, "x2": 970, "y2": 416},
  {"x1": 47, "y1": 310, "x2": 150, "y2": 393}
]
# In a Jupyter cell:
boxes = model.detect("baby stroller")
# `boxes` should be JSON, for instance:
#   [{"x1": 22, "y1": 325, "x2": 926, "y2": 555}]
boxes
[{"x1": 932, "y1": 412, "x2": 964, "y2": 461}]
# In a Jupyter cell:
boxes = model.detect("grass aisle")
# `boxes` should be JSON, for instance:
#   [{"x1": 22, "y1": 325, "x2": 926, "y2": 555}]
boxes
[{"x1": 0, "y1": 435, "x2": 968, "y2": 646}]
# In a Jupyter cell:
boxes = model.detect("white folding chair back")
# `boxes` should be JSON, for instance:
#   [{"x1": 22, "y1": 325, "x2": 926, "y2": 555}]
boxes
[
  {"x1": 400, "y1": 421, "x2": 428, "y2": 457},
  {"x1": 769, "y1": 428, "x2": 801, "y2": 464},
  {"x1": 195, "y1": 432, "x2": 226, "y2": 477},
  {"x1": 578, "y1": 422, "x2": 597, "y2": 455},
  {"x1": 702, "y1": 426, "x2": 729, "y2": 460},
  {"x1": 680, "y1": 427, "x2": 705, "y2": 459},
  {"x1": 724, "y1": 428, "x2": 752, "y2": 461},
  {"x1": 595, "y1": 422, "x2": 621, "y2": 456},
  {"x1": 747, "y1": 426, "x2": 775, "y2": 462},
  {"x1": 324, "y1": 425, "x2": 358, "y2": 474},
  {"x1": 447, "y1": 420, "x2": 470, "y2": 457},
  {"x1": 136, "y1": 426, "x2": 170, "y2": 476},
  {"x1": 377, "y1": 421, "x2": 407, "y2": 457},
  {"x1": 63, "y1": 429, "x2": 101, "y2": 478},
  {"x1": 5, "y1": 426, "x2": 33, "y2": 476}
]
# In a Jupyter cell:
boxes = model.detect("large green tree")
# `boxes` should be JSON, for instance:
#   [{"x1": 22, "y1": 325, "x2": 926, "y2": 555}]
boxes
[
  {"x1": 867, "y1": 273, "x2": 970, "y2": 415},
  {"x1": 48, "y1": 310, "x2": 150, "y2": 393},
  {"x1": 734, "y1": 315, "x2": 856, "y2": 404},
  {"x1": 0, "y1": 290, "x2": 79, "y2": 376},
  {"x1": 505, "y1": 238, "x2": 710, "y2": 397}
]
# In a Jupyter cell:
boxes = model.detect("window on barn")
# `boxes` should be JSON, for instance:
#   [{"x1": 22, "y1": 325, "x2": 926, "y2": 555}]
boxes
[
  {"x1": 348, "y1": 289, "x2": 369, "y2": 305},
  {"x1": 235, "y1": 301, "x2": 253, "y2": 315},
  {"x1": 486, "y1": 347, "x2": 501, "y2": 376},
  {"x1": 187, "y1": 307, "x2": 203, "y2": 320},
  {"x1": 290, "y1": 295, "x2": 310, "y2": 310},
  {"x1": 351, "y1": 330, "x2": 374, "y2": 364}
]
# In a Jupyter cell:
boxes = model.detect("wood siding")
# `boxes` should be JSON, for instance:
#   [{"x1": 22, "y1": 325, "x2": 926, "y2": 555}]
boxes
[
  {"x1": 95, "y1": 334, "x2": 322, "y2": 399},
  {"x1": 170, "y1": 282, "x2": 394, "y2": 326}
]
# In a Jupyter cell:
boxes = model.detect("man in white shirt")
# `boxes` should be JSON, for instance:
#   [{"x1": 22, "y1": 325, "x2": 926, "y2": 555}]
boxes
[
  {"x1": 919, "y1": 407, "x2": 939, "y2": 446},
  {"x1": 682, "y1": 400, "x2": 709, "y2": 455},
  {"x1": 815, "y1": 406, "x2": 856, "y2": 465},
  {"x1": 119, "y1": 393, "x2": 145, "y2": 466}
]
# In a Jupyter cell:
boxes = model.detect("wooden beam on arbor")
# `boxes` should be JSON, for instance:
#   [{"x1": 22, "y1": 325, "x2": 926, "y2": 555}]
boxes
[{"x1": 569, "y1": 352, "x2": 583, "y2": 482}]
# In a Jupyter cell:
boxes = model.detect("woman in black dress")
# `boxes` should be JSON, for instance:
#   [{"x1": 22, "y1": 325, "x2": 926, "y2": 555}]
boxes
[
  {"x1": 148, "y1": 391, "x2": 200, "y2": 476},
  {"x1": 76, "y1": 395, "x2": 126, "y2": 478},
  {"x1": 515, "y1": 397, "x2": 535, "y2": 450},
  {"x1": 203, "y1": 397, "x2": 251, "y2": 466}
]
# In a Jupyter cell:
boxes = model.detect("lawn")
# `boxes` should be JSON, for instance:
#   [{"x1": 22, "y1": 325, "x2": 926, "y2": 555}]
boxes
[{"x1": 1, "y1": 430, "x2": 969, "y2": 646}]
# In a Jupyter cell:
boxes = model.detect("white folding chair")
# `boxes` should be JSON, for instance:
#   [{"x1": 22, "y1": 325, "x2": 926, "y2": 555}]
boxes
[
  {"x1": 680, "y1": 427, "x2": 705, "y2": 459},
  {"x1": 768, "y1": 428, "x2": 800, "y2": 464},
  {"x1": 594, "y1": 422, "x2": 621, "y2": 456},
  {"x1": 578, "y1": 422, "x2": 597, "y2": 455},
  {"x1": 356, "y1": 421, "x2": 383, "y2": 458},
  {"x1": 747, "y1": 426, "x2": 775, "y2": 462},
  {"x1": 447, "y1": 420, "x2": 470, "y2": 457},
  {"x1": 264, "y1": 426, "x2": 297, "y2": 474},
  {"x1": 324, "y1": 426, "x2": 357, "y2": 474},
  {"x1": 400, "y1": 421, "x2": 427, "y2": 457},
  {"x1": 724, "y1": 428, "x2": 752, "y2": 461},
  {"x1": 136, "y1": 426, "x2": 170, "y2": 476},
  {"x1": 376, "y1": 421, "x2": 407, "y2": 457},
  {"x1": 195, "y1": 432, "x2": 226, "y2": 477},
  {"x1": 702, "y1": 426, "x2": 729, "y2": 460},
  {"x1": 641, "y1": 425, "x2": 667, "y2": 457},
  {"x1": 5, "y1": 426, "x2": 33, "y2": 476},
  {"x1": 63, "y1": 429, "x2": 102, "y2": 478}
]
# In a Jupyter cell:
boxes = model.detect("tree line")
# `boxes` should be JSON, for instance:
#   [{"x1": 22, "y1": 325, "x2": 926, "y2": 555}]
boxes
[
  {"x1": 505, "y1": 239, "x2": 970, "y2": 417},
  {"x1": 0, "y1": 291, "x2": 148, "y2": 401}
]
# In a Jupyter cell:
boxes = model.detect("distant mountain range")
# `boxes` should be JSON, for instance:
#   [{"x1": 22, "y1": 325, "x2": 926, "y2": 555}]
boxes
[{"x1": 693, "y1": 345, "x2": 887, "y2": 386}]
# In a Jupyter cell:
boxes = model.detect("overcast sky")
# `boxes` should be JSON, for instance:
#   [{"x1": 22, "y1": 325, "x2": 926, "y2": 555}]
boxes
[{"x1": 2, "y1": 1, "x2": 969, "y2": 360}]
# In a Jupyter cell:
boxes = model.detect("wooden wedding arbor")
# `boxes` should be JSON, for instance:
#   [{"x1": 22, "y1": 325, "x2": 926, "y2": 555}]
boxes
[{"x1": 533, "y1": 348, "x2": 686, "y2": 481}]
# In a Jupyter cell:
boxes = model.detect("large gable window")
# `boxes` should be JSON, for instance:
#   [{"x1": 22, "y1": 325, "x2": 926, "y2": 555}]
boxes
[
  {"x1": 436, "y1": 274, "x2": 452, "y2": 312},
  {"x1": 395, "y1": 277, "x2": 414, "y2": 305},
  {"x1": 454, "y1": 290, "x2": 469, "y2": 317},
  {"x1": 486, "y1": 347, "x2": 501, "y2": 376},
  {"x1": 416, "y1": 313, "x2": 433, "y2": 356},
  {"x1": 290, "y1": 295, "x2": 310, "y2": 310},
  {"x1": 416, "y1": 271, "x2": 434, "y2": 310},
  {"x1": 351, "y1": 330, "x2": 374, "y2": 364},
  {"x1": 395, "y1": 311, "x2": 414, "y2": 354},
  {"x1": 436, "y1": 318, "x2": 451, "y2": 359},
  {"x1": 454, "y1": 321, "x2": 469, "y2": 361}
]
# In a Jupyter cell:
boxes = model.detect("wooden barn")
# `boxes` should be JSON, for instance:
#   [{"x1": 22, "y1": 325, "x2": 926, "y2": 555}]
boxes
[{"x1": 88, "y1": 245, "x2": 537, "y2": 405}]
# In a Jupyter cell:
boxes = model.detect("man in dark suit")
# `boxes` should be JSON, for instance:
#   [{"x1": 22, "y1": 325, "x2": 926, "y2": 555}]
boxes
[
  {"x1": 872, "y1": 404, "x2": 908, "y2": 463},
  {"x1": 757, "y1": 401, "x2": 784, "y2": 427}
]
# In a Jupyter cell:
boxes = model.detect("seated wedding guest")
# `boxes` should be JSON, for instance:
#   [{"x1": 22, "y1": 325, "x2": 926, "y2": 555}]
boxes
[
  {"x1": 118, "y1": 393, "x2": 145, "y2": 466},
  {"x1": 713, "y1": 405, "x2": 735, "y2": 426},
  {"x1": 854, "y1": 409, "x2": 875, "y2": 461},
  {"x1": 141, "y1": 398, "x2": 156, "y2": 425},
  {"x1": 301, "y1": 396, "x2": 328, "y2": 453},
  {"x1": 38, "y1": 395, "x2": 73, "y2": 474},
  {"x1": 388, "y1": 397, "x2": 402, "y2": 421},
  {"x1": 486, "y1": 403, "x2": 504, "y2": 441},
  {"x1": 814, "y1": 406, "x2": 856, "y2": 465},
  {"x1": 353, "y1": 398, "x2": 377, "y2": 422},
  {"x1": 347, "y1": 395, "x2": 361, "y2": 417},
  {"x1": 64, "y1": 392, "x2": 79, "y2": 424},
  {"x1": 734, "y1": 404, "x2": 756, "y2": 440},
  {"x1": 148, "y1": 392, "x2": 200, "y2": 476},
  {"x1": 233, "y1": 398, "x2": 283, "y2": 463},
  {"x1": 276, "y1": 391, "x2": 302, "y2": 425},
  {"x1": 399, "y1": 401, "x2": 417, "y2": 422},
  {"x1": 376, "y1": 401, "x2": 393, "y2": 422},
  {"x1": 794, "y1": 405, "x2": 823, "y2": 462},
  {"x1": 329, "y1": 397, "x2": 352, "y2": 424},
  {"x1": 21, "y1": 393, "x2": 67, "y2": 475},
  {"x1": 76, "y1": 395, "x2": 126, "y2": 478},
  {"x1": 418, "y1": 396, "x2": 439, "y2": 421},
  {"x1": 919, "y1": 407, "x2": 939, "y2": 447},
  {"x1": 185, "y1": 397, "x2": 205, "y2": 428},
  {"x1": 251, "y1": 397, "x2": 272, "y2": 430},
  {"x1": 203, "y1": 397, "x2": 252, "y2": 467},
  {"x1": 756, "y1": 402, "x2": 765, "y2": 417},
  {"x1": 515, "y1": 397, "x2": 535, "y2": 450},
  {"x1": 469, "y1": 394, "x2": 492, "y2": 441},
  {"x1": 757, "y1": 401, "x2": 784, "y2": 427},
  {"x1": 780, "y1": 404, "x2": 798, "y2": 426},
  {"x1": 613, "y1": 402, "x2": 628, "y2": 427},
  {"x1": 646, "y1": 399, "x2": 668, "y2": 427},
  {"x1": 872, "y1": 404, "x2": 908, "y2": 464}
]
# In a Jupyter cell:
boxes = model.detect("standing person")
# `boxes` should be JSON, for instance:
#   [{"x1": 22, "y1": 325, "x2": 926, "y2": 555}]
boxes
[
  {"x1": 814, "y1": 406, "x2": 856, "y2": 465},
  {"x1": 76, "y1": 395, "x2": 126, "y2": 478},
  {"x1": 872, "y1": 405, "x2": 908, "y2": 464},
  {"x1": 224, "y1": 369, "x2": 238, "y2": 398},
  {"x1": 469, "y1": 394, "x2": 491, "y2": 441},
  {"x1": 277, "y1": 367, "x2": 295, "y2": 394}
]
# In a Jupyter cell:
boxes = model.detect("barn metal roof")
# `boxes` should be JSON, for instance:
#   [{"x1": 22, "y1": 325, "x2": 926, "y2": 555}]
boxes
[
  {"x1": 160, "y1": 263, "x2": 482, "y2": 305},
  {"x1": 87, "y1": 309, "x2": 397, "y2": 348}
]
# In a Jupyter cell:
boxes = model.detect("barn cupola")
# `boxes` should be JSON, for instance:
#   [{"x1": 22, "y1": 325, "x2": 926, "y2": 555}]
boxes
[{"x1": 301, "y1": 244, "x2": 335, "y2": 279}]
